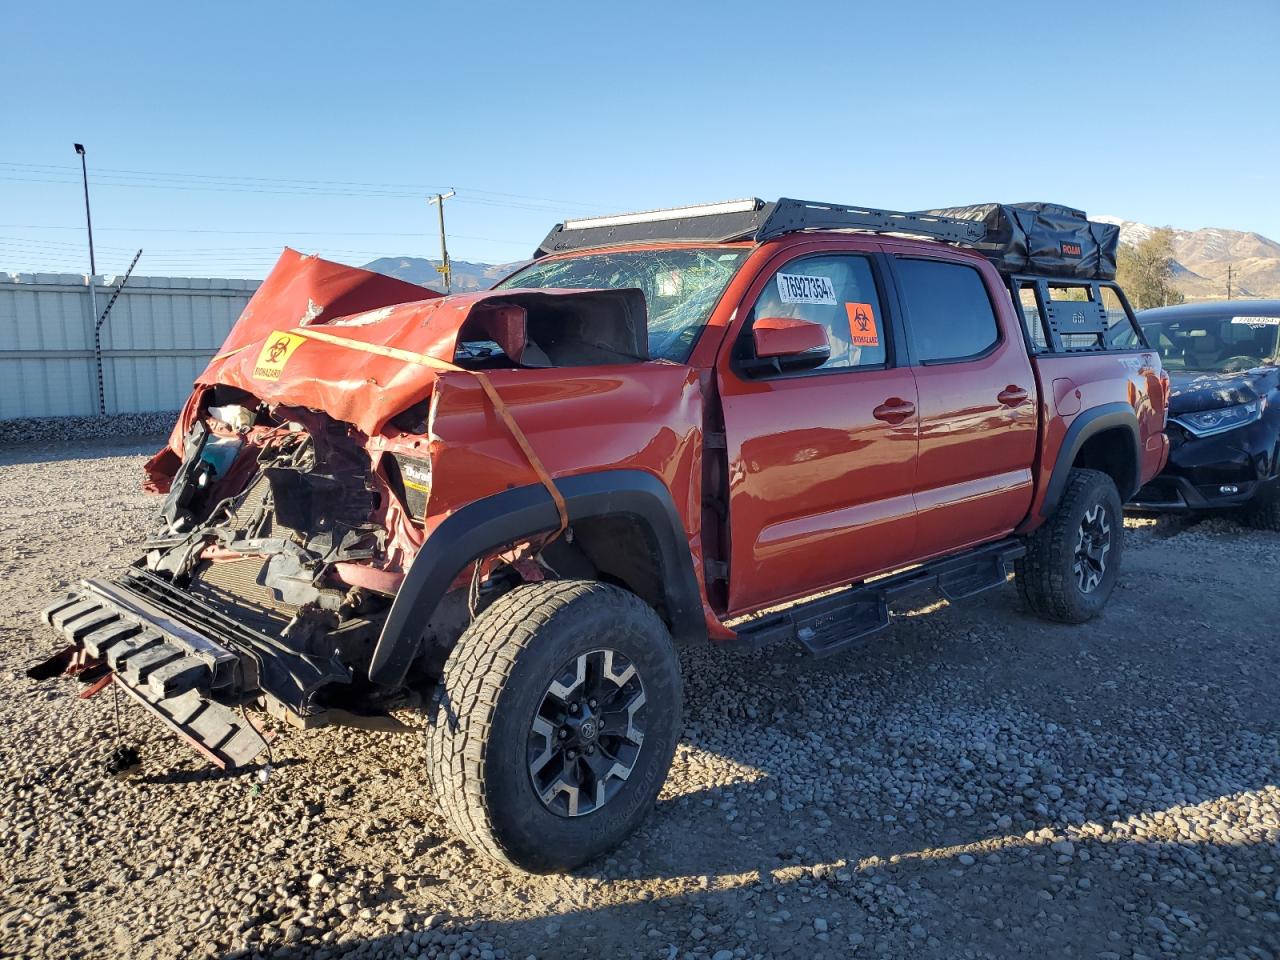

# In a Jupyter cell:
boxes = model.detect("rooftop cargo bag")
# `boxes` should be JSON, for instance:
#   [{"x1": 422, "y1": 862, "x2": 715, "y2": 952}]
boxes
[{"x1": 926, "y1": 202, "x2": 1120, "y2": 280}]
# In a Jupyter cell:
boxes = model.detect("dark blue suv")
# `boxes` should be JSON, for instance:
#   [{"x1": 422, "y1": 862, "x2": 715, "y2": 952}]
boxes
[{"x1": 1125, "y1": 300, "x2": 1280, "y2": 529}]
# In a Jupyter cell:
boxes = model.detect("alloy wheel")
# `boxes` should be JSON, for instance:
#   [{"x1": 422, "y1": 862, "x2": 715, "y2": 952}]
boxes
[
  {"x1": 1073, "y1": 503, "x2": 1112, "y2": 593},
  {"x1": 527, "y1": 648, "x2": 647, "y2": 817}
]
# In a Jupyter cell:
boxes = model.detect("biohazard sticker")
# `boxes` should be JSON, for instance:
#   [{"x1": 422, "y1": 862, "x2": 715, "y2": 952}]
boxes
[
  {"x1": 776, "y1": 273, "x2": 837, "y2": 305},
  {"x1": 845, "y1": 302, "x2": 880, "y2": 347},
  {"x1": 253, "y1": 331, "x2": 307, "y2": 380}
]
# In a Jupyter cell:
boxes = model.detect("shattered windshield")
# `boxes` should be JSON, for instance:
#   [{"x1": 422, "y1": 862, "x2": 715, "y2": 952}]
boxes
[
  {"x1": 496, "y1": 247, "x2": 748, "y2": 362},
  {"x1": 1139, "y1": 311, "x2": 1280, "y2": 373}
]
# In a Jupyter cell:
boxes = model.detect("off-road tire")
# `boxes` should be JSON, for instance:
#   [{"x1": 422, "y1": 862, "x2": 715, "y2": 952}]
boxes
[
  {"x1": 1016, "y1": 468, "x2": 1124, "y2": 623},
  {"x1": 1241, "y1": 480, "x2": 1280, "y2": 532},
  {"x1": 425, "y1": 579, "x2": 682, "y2": 873}
]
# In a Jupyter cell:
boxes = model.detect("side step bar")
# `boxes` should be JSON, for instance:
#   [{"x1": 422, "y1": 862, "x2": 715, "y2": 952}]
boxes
[
  {"x1": 736, "y1": 538, "x2": 1025, "y2": 658},
  {"x1": 36, "y1": 582, "x2": 271, "y2": 770}
]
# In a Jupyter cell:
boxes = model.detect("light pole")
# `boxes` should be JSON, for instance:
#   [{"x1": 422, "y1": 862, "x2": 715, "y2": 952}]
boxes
[
  {"x1": 428, "y1": 189, "x2": 456, "y2": 293},
  {"x1": 74, "y1": 143, "x2": 100, "y2": 369}
]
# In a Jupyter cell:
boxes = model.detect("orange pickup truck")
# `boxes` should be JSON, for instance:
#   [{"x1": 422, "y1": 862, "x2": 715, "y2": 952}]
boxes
[{"x1": 36, "y1": 198, "x2": 1168, "y2": 872}]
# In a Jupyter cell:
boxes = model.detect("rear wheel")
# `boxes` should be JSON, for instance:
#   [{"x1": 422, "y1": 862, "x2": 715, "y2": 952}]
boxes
[
  {"x1": 1016, "y1": 468, "x2": 1124, "y2": 623},
  {"x1": 425, "y1": 579, "x2": 682, "y2": 873}
]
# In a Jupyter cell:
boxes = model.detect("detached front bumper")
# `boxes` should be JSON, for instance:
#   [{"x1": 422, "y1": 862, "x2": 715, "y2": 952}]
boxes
[{"x1": 37, "y1": 578, "x2": 272, "y2": 769}]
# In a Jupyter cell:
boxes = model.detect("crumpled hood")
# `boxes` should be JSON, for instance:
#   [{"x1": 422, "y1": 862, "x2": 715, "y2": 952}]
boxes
[
  {"x1": 1168, "y1": 367, "x2": 1278, "y2": 415},
  {"x1": 198, "y1": 249, "x2": 647, "y2": 436}
]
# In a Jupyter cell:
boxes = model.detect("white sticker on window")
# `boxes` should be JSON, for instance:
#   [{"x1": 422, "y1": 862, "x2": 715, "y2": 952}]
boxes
[
  {"x1": 776, "y1": 273, "x2": 836, "y2": 305},
  {"x1": 1231, "y1": 316, "x2": 1280, "y2": 327}
]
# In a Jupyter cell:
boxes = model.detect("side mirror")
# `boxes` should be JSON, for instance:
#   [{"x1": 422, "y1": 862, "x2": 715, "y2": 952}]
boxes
[{"x1": 744, "y1": 317, "x2": 830, "y2": 375}]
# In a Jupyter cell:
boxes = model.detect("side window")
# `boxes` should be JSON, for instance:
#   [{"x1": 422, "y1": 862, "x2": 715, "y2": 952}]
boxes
[
  {"x1": 896, "y1": 259, "x2": 1000, "y2": 363},
  {"x1": 746, "y1": 254, "x2": 887, "y2": 373}
]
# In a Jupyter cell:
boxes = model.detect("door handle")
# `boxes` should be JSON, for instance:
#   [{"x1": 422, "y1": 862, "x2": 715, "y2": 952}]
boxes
[
  {"x1": 873, "y1": 398, "x2": 916, "y2": 424},
  {"x1": 997, "y1": 386, "x2": 1029, "y2": 407}
]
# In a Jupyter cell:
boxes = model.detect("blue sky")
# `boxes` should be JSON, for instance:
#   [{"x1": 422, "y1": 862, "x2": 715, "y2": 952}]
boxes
[{"x1": 4, "y1": 0, "x2": 1279, "y2": 278}]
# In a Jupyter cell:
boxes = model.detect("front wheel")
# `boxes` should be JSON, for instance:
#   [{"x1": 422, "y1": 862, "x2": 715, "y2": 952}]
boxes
[
  {"x1": 1016, "y1": 468, "x2": 1124, "y2": 623},
  {"x1": 425, "y1": 580, "x2": 683, "y2": 873}
]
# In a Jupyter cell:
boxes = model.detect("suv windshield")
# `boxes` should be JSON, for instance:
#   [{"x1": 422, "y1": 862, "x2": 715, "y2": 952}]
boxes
[
  {"x1": 1138, "y1": 309, "x2": 1280, "y2": 374},
  {"x1": 496, "y1": 247, "x2": 748, "y2": 362}
]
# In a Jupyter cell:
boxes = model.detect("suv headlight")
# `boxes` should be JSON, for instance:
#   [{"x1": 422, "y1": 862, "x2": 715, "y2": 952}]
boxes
[{"x1": 1172, "y1": 400, "x2": 1262, "y2": 438}]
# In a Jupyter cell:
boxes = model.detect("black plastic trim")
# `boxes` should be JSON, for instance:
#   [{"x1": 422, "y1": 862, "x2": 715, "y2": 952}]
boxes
[
  {"x1": 369, "y1": 470, "x2": 706, "y2": 688},
  {"x1": 1039, "y1": 402, "x2": 1142, "y2": 517},
  {"x1": 1128, "y1": 475, "x2": 1263, "y2": 512}
]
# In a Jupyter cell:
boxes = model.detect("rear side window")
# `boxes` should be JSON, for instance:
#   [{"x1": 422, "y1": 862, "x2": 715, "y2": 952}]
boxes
[{"x1": 896, "y1": 259, "x2": 999, "y2": 363}]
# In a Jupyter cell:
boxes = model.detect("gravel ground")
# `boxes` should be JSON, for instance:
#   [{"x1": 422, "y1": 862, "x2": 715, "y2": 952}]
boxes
[
  {"x1": 0, "y1": 413, "x2": 178, "y2": 446},
  {"x1": 1, "y1": 438, "x2": 1278, "y2": 960}
]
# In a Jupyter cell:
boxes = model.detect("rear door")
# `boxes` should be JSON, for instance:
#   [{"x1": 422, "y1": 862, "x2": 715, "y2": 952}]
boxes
[
  {"x1": 717, "y1": 244, "x2": 920, "y2": 615},
  {"x1": 889, "y1": 253, "x2": 1038, "y2": 556}
]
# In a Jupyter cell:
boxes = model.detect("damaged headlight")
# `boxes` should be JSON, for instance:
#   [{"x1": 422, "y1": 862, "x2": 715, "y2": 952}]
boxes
[
  {"x1": 390, "y1": 454, "x2": 432, "y2": 520},
  {"x1": 1173, "y1": 400, "x2": 1262, "y2": 438}
]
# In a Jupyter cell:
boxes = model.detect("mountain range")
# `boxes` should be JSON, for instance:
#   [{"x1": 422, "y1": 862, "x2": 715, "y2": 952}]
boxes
[
  {"x1": 363, "y1": 219, "x2": 1280, "y2": 301},
  {"x1": 1095, "y1": 216, "x2": 1280, "y2": 300},
  {"x1": 359, "y1": 257, "x2": 523, "y2": 292}
]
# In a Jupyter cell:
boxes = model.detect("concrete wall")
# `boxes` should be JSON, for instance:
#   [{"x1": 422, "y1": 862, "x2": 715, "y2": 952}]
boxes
[{"x1": 0, "y1": 272, "x2": 259, "y2": 419}]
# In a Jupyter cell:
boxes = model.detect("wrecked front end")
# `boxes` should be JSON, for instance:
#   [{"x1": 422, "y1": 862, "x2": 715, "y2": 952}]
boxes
[
  {"x1": 33, "y1": 248, "x2": 684, "y2": 771},
  {"x1": 39, "y1": 400, "x2": 425, "y2": 767}
]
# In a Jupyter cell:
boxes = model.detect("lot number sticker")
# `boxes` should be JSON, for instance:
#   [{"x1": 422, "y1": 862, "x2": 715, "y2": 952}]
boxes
[
  {"x1": 776, "y1": 273, "x2": 837, "y2": 305},
  {"x1": 253, "y1": 331, "x2": 307, "y2": 380},
  {"x1": 1231, "y1": 316, "x2": 1280, "y2": 327},
  {"x1": 845, "y1": 302, "x2": 880, "y2": 347}
]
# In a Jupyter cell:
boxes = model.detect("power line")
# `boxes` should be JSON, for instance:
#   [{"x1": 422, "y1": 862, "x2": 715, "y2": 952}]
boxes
[
  {"x1": 0, "y1": 172, "x2": 597, "y2": 213},
  {"x1": 0, "y1": 160, "x2": 610, "y2": 209},
  {"x1": 0, "y1": 223, "x2": 534, "y2": 245}
]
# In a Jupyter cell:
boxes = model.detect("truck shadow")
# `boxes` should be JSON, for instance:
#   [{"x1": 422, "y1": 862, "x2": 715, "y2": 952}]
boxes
[
  {"x1": 223, "y1": 594, "x2": 1279, "y2": 959},
  {"x1": 281, "y1": 828, "x2": 1274, "y2": 960}
]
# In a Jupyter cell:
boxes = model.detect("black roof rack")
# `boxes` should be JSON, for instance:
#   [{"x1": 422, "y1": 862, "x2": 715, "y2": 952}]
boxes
[{"x1": 534, "y1": 197, "x2": 986, "y2": 257}]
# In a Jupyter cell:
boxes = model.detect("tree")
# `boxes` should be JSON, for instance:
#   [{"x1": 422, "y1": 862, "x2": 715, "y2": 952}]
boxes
[{"x1": 1116, "y1": 228, "x2": 1186, "y2": 310}]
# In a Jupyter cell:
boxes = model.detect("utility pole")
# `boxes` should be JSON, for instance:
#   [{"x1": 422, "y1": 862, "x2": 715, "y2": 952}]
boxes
[
  {"x1": 1227, "y1": 264, "x2": 1233, "y2": 300},
  {"x1": 427, "y1": 189, "x2": 456, "y2": 293},
  {"x1": 74, "y1": 143, "x2": 100, "y2": 361}
]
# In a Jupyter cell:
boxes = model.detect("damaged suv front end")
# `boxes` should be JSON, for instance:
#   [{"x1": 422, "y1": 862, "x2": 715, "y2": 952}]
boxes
[{"x1": 1127, "y1": 301, "x2": 1280, "y2": 527}]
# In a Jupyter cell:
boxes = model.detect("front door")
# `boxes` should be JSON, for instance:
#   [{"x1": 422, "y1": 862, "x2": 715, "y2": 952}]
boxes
[{"x1": 718, "y1": 247, "x2": 920, "y2": 615}]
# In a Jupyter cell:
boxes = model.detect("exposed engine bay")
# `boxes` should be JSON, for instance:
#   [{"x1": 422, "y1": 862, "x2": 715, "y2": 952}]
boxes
[{"x1": 134, "y1": 394, "x2": 405, "y2": 719}]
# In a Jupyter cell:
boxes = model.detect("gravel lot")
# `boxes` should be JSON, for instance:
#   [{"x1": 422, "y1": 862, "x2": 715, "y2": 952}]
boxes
[{"x1": 2, "y1": 437, "x2": 1278, "y2": 960}]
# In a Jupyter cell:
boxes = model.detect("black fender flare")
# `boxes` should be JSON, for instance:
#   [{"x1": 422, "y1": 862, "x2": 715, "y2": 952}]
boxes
[
  {"x1": 368, "y1": 469, "x2": 706, "y2": 688},
  {"x1": 1039, "y1": 402, "x2": 1142, "y2": 518}
]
